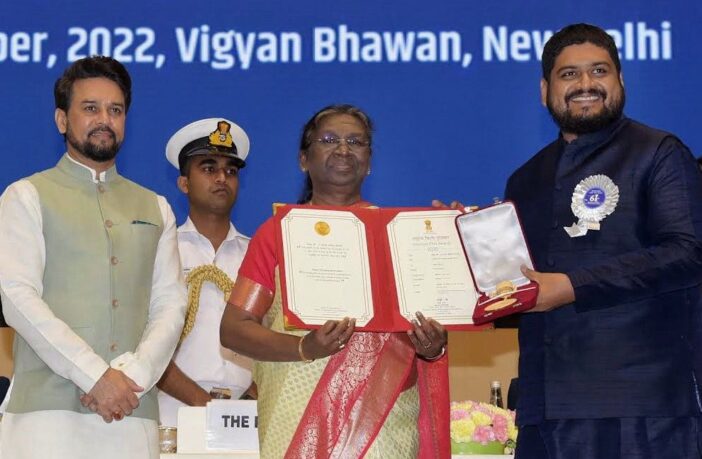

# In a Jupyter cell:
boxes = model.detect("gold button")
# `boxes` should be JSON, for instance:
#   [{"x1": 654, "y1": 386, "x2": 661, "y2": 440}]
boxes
[
  {"x1": 110, "y1": 256, "x2": 119, "y2": 265},
  {"x1": 97, "y1": 184, "x2": 105, "y2": 193},
  {"x1": 105, "y1": 220, "x2": 113, "y2": 228},
  {"x1": 112, "y1": 299, "x2": 119, "y2": 308},
  {"x1": 110, "y1": 343, "x2": 118, "y2": 352}
]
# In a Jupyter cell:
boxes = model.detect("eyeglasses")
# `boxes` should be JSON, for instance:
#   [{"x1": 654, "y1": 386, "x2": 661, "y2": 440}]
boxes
[{"x1": 314, "y1": 135, "x2": 370, "y2": 151}]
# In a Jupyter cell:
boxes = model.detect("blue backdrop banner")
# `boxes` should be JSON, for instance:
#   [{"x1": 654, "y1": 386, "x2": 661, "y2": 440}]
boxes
[{"x1": 0, "y1": 0, "x2": 698, "y2": 236}]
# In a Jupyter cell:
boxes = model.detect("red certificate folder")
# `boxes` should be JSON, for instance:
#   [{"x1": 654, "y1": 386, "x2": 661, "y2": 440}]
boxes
[
  {"x1": 455, "y1": 201, "x2": 538, "y2": 324},
  {"x1": 274, "y1": 204, "x2": 487, "y2": 332}
]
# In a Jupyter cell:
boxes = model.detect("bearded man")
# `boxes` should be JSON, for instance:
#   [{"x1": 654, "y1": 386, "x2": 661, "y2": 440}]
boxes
[
  {"x1": 505, "y1": 23, "x2": 702, "y2": 459},
  {"x1": 0, "y1": 56, "x2": 186, "y2": 458}
]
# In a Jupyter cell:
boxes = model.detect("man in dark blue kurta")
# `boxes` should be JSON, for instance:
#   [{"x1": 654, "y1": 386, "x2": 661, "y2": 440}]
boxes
[{"x1": 506, "y1": 23, "x2": 702, "y2": 459}]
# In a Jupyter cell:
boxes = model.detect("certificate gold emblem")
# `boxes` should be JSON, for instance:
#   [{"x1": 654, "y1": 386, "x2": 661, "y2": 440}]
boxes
[
  {"x1": 485, "y1": 297, "x2": 517, "y2": 311},
  {"x1": 424, "y1": 219, "x2": 433, "y2": 232},
  {"x1": 314, "y1": 221, "x2": 331, "y2": 236}
]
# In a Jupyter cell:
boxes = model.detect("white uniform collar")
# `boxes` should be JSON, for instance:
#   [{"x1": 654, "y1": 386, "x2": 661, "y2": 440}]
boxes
[{"x1": 178, "y1": 216, "x2": 246, "y2": 243}]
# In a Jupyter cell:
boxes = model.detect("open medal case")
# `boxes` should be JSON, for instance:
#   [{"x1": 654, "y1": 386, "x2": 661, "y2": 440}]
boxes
[{"x1": 455, "y1": 201, "x2": 538, "y2": 324}]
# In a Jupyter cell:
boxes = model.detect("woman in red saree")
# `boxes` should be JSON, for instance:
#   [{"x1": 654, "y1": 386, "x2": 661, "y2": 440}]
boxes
[{"x1": 220, "y1": 105, "x2": 450, "y2": 458}]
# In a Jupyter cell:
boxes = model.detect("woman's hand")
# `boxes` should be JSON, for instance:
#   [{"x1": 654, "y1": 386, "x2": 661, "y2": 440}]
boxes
[
  {"x1": 407, "y1": 312, "x2": 447, "y2": 359},
  {"x1": 301, "y1": 317, "x2": 356, "y2": 360}
]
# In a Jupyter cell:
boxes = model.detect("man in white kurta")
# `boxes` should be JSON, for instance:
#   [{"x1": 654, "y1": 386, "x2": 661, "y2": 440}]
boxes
[
  {"x1": 0, "y1": 56, "x2": 186, "y2": 459},
  {"x1": 157, "y1": 118, "x2": 254, "y2": 427}
]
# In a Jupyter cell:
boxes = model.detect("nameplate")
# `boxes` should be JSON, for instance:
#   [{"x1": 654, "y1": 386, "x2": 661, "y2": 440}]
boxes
[{"x1": 205, "y1": 399, "x2": 259, "y2": 452}]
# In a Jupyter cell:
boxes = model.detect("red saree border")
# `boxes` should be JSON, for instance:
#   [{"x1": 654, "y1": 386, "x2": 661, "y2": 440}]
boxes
[
  {"x1": 286, "y1": 333, "x2": 450, "y2": 458},
  {"x1": 417, "y1": 350, "x2": 450, "y2": 458}
]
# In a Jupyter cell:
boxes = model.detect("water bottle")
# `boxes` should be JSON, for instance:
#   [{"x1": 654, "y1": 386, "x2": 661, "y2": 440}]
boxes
[{"x1": 490, "y1": 380, "x2": 504, "y2": 408}]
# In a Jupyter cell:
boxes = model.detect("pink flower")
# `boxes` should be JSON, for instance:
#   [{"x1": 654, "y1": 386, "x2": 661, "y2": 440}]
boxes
[
  {"x1": 492, "y1": 417, "x2": 509, "y2": 443},
  {"x1": 473, "y1": 425, "x2": 496, "y2": 445},
  {"x1": 492, "y1": 414, "x2": 508, "y2": 429},
  {"x1": 450, "y1": 400, "x2": 519, "y2": 448}
]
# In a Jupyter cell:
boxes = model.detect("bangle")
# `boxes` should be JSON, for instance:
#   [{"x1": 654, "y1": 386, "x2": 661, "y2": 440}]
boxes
[
  {"x1": 298, "y1": 335, "x2": 314, "y2": 363},
  {"x1": 421, "y1": 345, "x2": 446, "y2": 362}
]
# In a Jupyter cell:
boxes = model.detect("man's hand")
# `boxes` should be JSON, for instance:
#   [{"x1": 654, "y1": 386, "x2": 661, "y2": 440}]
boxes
[
  {"x1": 157, "y1": 361, "x2": 212, "y2": 407},
  {"x1": 431, "y1": 199, "x2": 466, "y2": 210},
  {"x1": 521, "y1": 265, "x2": 575, "y2": 313},
  {"x1": 81, "y1": 368, "x2": 143, "y2": 423}
]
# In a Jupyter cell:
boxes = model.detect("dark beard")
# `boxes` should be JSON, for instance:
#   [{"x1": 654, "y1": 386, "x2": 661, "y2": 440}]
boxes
[
  {"x1": 547, "y1": 88, "x2": 625, "y2": 136},
  {"x1": 67, "y1": 126, "x2": 121, "y2": 162}
]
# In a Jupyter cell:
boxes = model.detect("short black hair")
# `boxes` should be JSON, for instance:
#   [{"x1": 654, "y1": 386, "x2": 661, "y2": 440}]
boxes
[
  {"x1": 54, "y1": 56, "x2": 132, "y2": 112},
  {"x1": 179, "y1": 155, "x2": 198, "y2": 177},
  {"x1": 542, "y1": 23, "x2": 621, "y2": 82}
]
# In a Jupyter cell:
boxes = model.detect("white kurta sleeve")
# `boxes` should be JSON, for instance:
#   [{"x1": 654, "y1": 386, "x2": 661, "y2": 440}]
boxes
[
  {"x1": 110, "y1": 195, "x2": 187, "y2": 394},
  {"x1": 0, "y1": 180, "x2": 110, "y2": 393}
]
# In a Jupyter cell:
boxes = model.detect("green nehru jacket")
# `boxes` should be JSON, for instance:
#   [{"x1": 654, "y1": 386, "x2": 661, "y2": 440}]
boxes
[{"x1": 8, "y1": 154, "x2": 163, "y2": 420}]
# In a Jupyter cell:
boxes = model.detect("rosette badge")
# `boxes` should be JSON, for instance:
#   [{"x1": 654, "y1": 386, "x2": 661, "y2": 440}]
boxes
[{"x1": 564, "y1": 175, "x2": 619, "y2": 238}]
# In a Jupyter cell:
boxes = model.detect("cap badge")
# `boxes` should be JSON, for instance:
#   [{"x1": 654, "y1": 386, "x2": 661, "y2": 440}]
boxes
[{"x1": 208, "y1": 120, "x2": 234, "y2": 149}]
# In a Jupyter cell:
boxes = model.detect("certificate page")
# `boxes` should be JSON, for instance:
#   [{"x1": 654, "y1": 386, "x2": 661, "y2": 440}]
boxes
[
  {"x1": 281, "y1": 208, "x2": 374, "y2": 326},
  {"x1": 388, "y1": 210, "x2": 478, "y2": 324}
]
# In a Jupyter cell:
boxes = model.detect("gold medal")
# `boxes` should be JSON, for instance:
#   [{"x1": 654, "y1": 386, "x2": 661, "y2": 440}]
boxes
[
  {"x1": 314, "y1": 221, "x2": 331, "y2": 236},
  {"x1": 485, "y1": 297, "x2": 517, "y2": 311},
  {"x1": 494, "y1": 280, "x2": 516, "y2": 297}
]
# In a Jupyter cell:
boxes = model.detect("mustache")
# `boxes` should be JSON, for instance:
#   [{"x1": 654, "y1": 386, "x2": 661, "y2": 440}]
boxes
[
  {"x1": 565, "y1": 88, "x2": 607, "y2": 103},
  {"x1": 88, "y1": 126, "x2": 116, "y2": 139}
]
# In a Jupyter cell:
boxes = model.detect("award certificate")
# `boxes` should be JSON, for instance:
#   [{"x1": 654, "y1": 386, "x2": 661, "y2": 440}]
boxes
[
  {"x1": 280, "y1": 208, "x2": 374, "y2": 326},
  {"x1": 388, "y1": 210, "x2": 477, "y2": 324}
]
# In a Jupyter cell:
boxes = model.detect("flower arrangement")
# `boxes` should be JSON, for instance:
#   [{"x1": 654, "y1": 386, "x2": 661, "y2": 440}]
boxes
[{"x1": 450, "y1": 400, "x2": 518, "y2": 455}]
